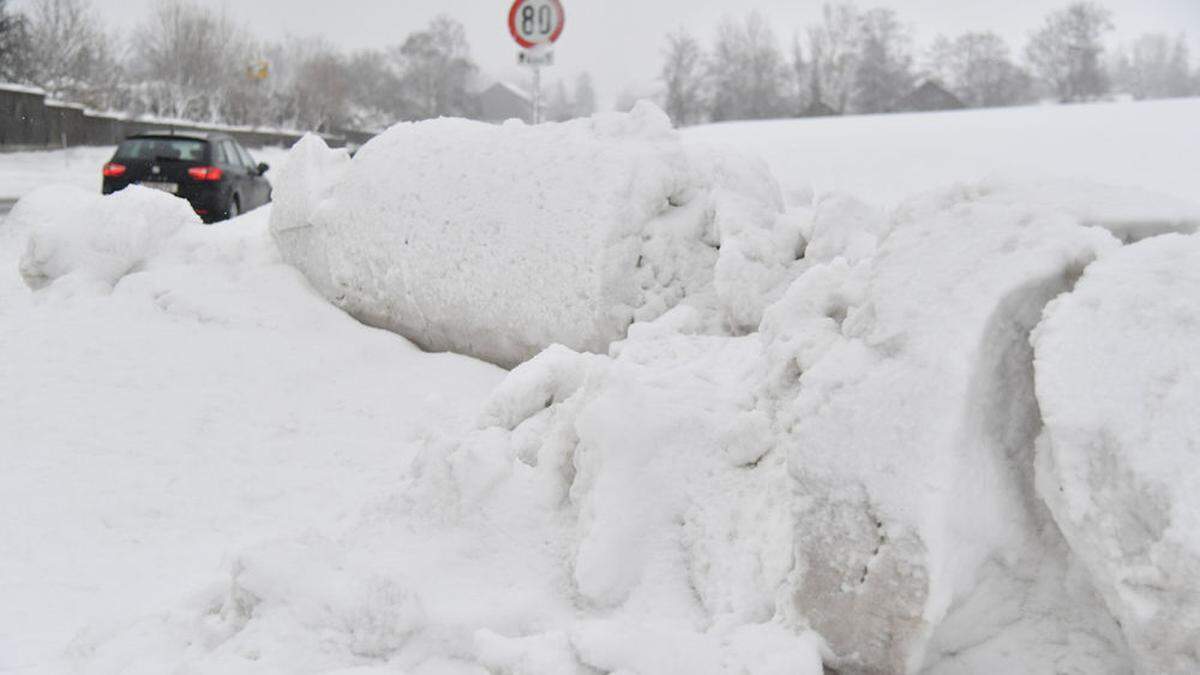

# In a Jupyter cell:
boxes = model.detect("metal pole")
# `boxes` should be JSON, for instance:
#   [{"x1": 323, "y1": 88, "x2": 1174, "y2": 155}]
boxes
[{"x1": 532, "y1": 65, "x2": 542, "y2": 125}]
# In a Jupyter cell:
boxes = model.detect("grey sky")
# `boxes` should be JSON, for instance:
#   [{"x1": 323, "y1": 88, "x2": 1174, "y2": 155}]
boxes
[{"x1": 86, "y1": 0, "x2": 1200, "y2": 106}]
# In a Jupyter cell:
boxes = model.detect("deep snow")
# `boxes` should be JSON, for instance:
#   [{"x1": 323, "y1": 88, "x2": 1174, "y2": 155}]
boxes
[
  {"x1": 2, "y1": 98, "x2": 1200, "y2": 675},
  {"x1": 271, "y1": 103, "x2": 798, "y2": 368}
]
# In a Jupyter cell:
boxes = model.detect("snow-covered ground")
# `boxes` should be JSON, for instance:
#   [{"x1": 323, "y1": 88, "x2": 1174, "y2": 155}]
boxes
[
  {"x1": 684, "y1": 97, "x2": 1200, "y2": 208},
  {"x1": 1, "y1": 98, "x2": 1200, "y2": 675}
]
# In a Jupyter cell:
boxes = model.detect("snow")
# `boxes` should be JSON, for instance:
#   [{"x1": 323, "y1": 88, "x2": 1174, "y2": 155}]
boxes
[
  {"x1": 0, "y1": 146, "x2": 114, "y2": 199},
  {"x1": 684, "y1": 97, "x2": 1200, "y2": 210},
  {"x1": 2, "y1": 98, "x2": 1200, "y2": 675},
  {"x1": 0, "y1": 194, "x2": 504, "y2": 672},
  {"x1": 1034, "y1": 233, "x2": 1200, "y2": 674},
  {"x1": 270, "y1": 103, "x2": 799, "y2": 368}
]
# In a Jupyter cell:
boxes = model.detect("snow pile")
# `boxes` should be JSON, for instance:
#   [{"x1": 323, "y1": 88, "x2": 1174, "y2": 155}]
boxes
[
  {"x1": 77, "y1": 180, "x2": 1175, "y2": 675},
  {"x1": 2, "y1": 200, "x2": 506, "y2": 672},
  {"x1": 269, "y1": 102, "x2": 799, "y2": 368},
  {"x1": 15, "y1": 185, "x2": 201, "y2": 291},
  {"x1": 761, "y1": 186, "x2": 1124, "y2": 673},
  {"x1": 1034, "y1": 233, "x2": 1200, "y2": 674}
]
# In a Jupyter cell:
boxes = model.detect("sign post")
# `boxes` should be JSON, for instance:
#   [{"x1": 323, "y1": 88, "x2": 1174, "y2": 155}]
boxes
[{"x1": 508, "y1": 0, "x2": 565, "y2": 124}]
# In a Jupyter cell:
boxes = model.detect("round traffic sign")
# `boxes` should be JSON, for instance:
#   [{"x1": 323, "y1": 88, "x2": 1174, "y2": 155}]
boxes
[{"x1": 508, "y1": 0, "x2": 565, "y2": 49}]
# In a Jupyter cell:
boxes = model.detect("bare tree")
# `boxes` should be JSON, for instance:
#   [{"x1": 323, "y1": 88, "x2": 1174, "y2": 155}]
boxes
[
  {"x1": 345, "y1": 49, "x2": 404, "y2": 130},
  {"x1": 546, "y1": 79, "x2": 573, "y2": 121},
  {"x1": 133, "y1": 0, "x2": 256, "y2": 121},
  {"x1": 926, "y1": 32, "x2": 1033, "y2": 107},
  {"x1": 707, "y1": 13, "x2": 787, "y2": 121},
  {"x1": 790, "y1": 32, "x2": 809, "y2": 114},
  {"x1": 852, "y1": 7, "x2": 914, "y2": 113},
  {"x1": 0, "y1": 0, "x2": 29, "y2": 82},
  {"x1": 807, "y1": 3, "x2": 861, "y2": 113},
  {"x1": 1111, "y1": 33, "x2": 1192, "y2": 100},
  {"x1": 572, "y1": 71, "x2": 596, "y2": 117},
  {"x1": 392, "y1": 15, "x2": 478, "y2": 120},
  {"x1": 660, "y1": 27, "x2": 706, "y2": 125},
  {"x1": 1026, "y1": 2, "x2": 1113, "y2": 102},
  {"x1": 21, "y1": 0, "x2": 115, "y2": 105},
  {"x1": 292, "y1": 48, "x2": 352, "y2": 131}
]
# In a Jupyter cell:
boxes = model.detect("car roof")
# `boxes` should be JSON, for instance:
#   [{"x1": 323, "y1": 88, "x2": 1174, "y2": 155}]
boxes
[{"x1": 126, "y1": 130, "x2": 232, "y2": 143}]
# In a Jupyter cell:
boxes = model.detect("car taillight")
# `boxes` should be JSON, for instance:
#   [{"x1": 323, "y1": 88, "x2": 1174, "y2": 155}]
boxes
[
  {"x1": 188, "y1": 166, "x2": 223, "y2": 181},
  {"x1": 102, "y1": 162, "x2": 126, "y2": 178}
]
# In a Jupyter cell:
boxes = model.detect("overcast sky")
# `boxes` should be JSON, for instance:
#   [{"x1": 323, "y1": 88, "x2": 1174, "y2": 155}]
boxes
[{"x1": 80, "y1": 0, "x2": 1200, "y2": 106}]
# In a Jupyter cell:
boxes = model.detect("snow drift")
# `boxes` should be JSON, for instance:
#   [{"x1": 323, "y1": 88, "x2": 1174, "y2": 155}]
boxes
[
  {"x1": 1034, "y1": 233, "x2": 1200, "y2": 674},
  {"x1": 269, "y1": 102, "x2": 800, "y2": 368},
  {"x1": 15, "y1": 185, "x2": 200, "y2": 291},
  {"x1": 11, "y1": 101, "x2": 1200, "y2": 675}
]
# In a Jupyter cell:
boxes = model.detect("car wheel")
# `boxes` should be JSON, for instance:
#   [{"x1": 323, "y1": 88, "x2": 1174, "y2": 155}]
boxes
[{"x1": 228, "y1": 196, "x2": 240, "y2": 220}]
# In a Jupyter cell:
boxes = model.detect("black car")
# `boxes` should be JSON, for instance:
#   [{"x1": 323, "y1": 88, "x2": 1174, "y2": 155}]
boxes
[{"x1": 102, "y1": 131, "x2": 271, "y2": 223}]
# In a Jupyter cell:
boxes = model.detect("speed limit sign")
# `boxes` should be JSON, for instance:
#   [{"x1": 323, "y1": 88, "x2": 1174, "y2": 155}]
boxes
[{"x1": 508, "y1": 0, "x2": 565, "y2": 48}]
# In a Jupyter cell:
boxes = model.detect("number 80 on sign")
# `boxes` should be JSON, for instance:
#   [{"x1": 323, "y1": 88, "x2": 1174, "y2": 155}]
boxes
[{"x1": 508, "y1": 0, "x2": 565, "y2": 48}]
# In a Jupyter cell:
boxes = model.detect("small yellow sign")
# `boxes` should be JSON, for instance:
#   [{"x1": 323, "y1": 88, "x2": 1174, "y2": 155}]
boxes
[{"x1": 248, "y1": 60, "x2": 270, "y2": 81}]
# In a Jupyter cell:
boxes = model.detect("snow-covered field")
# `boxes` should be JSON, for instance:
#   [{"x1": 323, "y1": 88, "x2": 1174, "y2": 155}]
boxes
[{"x1": 1, "y1": 98, "x2": 1199, "y2": 675}]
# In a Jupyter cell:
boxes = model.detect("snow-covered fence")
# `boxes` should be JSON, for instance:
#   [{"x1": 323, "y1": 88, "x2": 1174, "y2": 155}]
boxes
[{"x1": 0, "y1": 83, "x2": 374, "y2": 152}]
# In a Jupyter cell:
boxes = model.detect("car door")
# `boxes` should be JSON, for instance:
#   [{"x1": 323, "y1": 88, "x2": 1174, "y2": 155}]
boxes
[
  {"x1": 218, "y1": 140, "x2": 253, "y2": 207},
  {"x1": 233, "y1": 141, "x2": 270, "y2": 208}
]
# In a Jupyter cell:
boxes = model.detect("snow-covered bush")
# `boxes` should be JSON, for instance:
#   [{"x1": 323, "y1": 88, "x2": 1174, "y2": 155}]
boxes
[
  {"x1": 1034, "y1": 233, "x2": 1200, "y2": 674},
  {"x1": 15, "y1": 185, "x2": 201, "y2": 291},
  {"x1": 269, "y1": 102, "x2": 801, "y2": 368}
]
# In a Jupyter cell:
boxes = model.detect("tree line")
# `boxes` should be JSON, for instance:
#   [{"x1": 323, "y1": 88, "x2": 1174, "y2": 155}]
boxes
[
  {"x1": 660, "y1": 1, "x2": 1200, "y2": 126},
  {"x1": 0, "y1": 0, "x2": 599, "y2": 132}
]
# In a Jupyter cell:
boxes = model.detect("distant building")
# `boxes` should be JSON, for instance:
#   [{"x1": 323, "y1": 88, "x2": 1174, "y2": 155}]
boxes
[
  {"x1": 894, "y1": 81, "x2": 966, "y2": 113},
  {"x1": 802, "y1": 100, "x2": 838, "y2": 118},
  {"x1": 480, "y1": 82, "x2": 532, "y2": 124}
]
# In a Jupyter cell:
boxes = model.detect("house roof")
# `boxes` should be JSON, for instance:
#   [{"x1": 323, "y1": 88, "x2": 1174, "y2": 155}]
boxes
[{"x1": 487, "y1": 81, "x2": 532, "y2": 103}]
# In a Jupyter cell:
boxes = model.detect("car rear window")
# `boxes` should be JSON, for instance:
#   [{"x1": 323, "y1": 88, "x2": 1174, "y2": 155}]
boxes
[{"x1": 115, "y1": 138, "x2": 207, "y2": 162}]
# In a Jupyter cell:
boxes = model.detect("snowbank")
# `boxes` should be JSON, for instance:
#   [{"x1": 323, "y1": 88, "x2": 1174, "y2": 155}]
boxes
[
  {"x1": 15, "y1": 185, "x2": 201, "y2": 291},
  {"x1": 1034, "y1": 234, "x2": 1200, "y2": 674},
  {"x1": 269, "y1": 103, "x2": 799, "y2": 368},
  {"x1": 761, "y1": 185, "x2": 1123, "y2": 673},
  {"x1": 80, "y1": 180, "x2": 1164, "y2": 675},
  {"x1": 9, "y1": 100, "x2": 1200, "y2": 675}
]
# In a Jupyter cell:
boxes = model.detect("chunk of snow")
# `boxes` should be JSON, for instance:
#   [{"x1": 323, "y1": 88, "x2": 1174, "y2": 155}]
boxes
[
  {"x1": 764, "y1": 185, "x2": 1121, "y2": 673},
  {"x1": 15, "y1": 185, "x2": 201, "y2": 291},
  {"x1": 1034, "y1": 233, "x2": 1200, "y2": 674},
  {"x1": 269, "y1": 103, "x2": 798, "y2": 368}
]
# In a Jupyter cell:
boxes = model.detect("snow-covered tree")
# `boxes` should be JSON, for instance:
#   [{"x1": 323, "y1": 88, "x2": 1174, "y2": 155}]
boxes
[
  {"x1": 660, "y1": 28, "x2": 706, "y2": 125},
  {"x1": 546, "y1": 79, "x2": 573, "y2": 121},
  {"x1": 807, "y1": 3, "x2": 861, "y2": 113},
  {"x1": 852, "y1": 7, "x2": 914, "y2": 113},
  {"x1": 572, "y1": 71, "x2": 597, "y2": 118},
  {"x1": 707, "y1": 13, "x2": 787, "y2": 121},
  {"x1": 0, "y1": 0, "x2": 28, "y2": 82},
  {"x1": 345, "y1": 49, "x2": 404, "y2": 130},
  {"x1": 926, "y1": 31, "x2": 1033, "y2": 108},
  {"x1": 20, "y1": 0, "x2": 116, "y2": 106},
  {"x1": 1111, "y1": 33, "x2": 1192, "y2": 100},
  {"x1": 391, "y1": 15, "x2": 478, "y2": 120},
  {"x1": 1025, "y1": 2, "x2": 1114, "y2": 102},
  {"x1": 789, "y1": 32, "x2": 810, "y2": 115},
  {"x1": 132, "y1": 0, "x2": 257, "y2": 121}
]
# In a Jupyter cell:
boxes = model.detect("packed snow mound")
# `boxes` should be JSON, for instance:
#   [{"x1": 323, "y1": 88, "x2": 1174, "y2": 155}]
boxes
[
  {"x1": 15, "y1": 185, "x2": 201, "y2": 291},
  {"x1": 85, "y1": 182, "x2": 1162, "y2": 675},
  {"x1": 762, "y1": 184, "x2": 1123, "y2": 673},
  {"x1": 1034, "y1": 233, "x2": 1200, "y2": 674},
  {"x1": 269, "y1": 102, "x2": 799, "y2": 368}
]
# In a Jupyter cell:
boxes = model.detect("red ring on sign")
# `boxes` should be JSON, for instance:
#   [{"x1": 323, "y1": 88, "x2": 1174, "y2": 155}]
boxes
[{"x1": 509, "y1": 0, "x2": 565, "y2": 49}]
